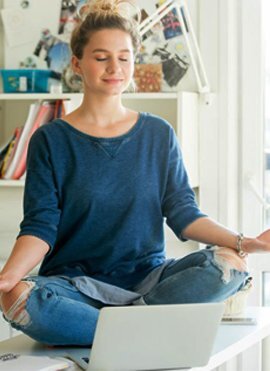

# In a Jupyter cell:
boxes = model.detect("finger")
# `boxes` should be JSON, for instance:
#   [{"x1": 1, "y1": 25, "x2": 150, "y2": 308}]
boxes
[{"x1": 257, "y1": 229, "x2": 270, "y2": 240}]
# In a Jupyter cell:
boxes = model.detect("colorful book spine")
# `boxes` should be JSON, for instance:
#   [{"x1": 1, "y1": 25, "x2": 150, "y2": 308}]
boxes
[
  {"x1": 2, "y1": 102, "x2": 40, "y2": 180},
  {"x1": 11, "y1": 102, "x2": 55, "y2": 180},
  {"x1": 0, "y1": 131, "x2": 16, "y2": 175},
  {"x1": 1, "y1": 100, "x2": 61, "y2": 181},
  {"x1": 0, "y1": 127, "x2": 23, "y2": 177}
]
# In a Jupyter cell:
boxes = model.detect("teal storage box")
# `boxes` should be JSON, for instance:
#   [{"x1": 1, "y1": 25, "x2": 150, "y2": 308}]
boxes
[{"x1": 0, "y1": 69, "x2": 60, "y2": 93}]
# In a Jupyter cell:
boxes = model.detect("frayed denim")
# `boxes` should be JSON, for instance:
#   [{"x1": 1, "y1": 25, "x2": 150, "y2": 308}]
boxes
[{"x1": 2, "y1": 249, "x2": 248, "y2": 346}]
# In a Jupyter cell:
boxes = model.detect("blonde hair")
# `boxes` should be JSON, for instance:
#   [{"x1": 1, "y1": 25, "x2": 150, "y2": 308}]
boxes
[{"x1": 71, "y1": 0, "x2": 141, "y2": 59}]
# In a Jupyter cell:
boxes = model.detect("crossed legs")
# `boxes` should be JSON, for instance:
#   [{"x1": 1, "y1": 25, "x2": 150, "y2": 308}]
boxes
[{"x1": 0, "y1": 247, "x2": 248, "y2": 345}]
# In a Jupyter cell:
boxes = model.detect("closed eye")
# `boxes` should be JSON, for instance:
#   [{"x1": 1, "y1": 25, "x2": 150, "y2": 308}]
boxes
[{"x1": 96, "y1": 58, "x2": 128, "y2": 62}]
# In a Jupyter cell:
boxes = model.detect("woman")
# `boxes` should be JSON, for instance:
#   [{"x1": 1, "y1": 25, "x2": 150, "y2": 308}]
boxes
[{"x1": 0, "y1": 0, "x2": 270, "y2": 346}]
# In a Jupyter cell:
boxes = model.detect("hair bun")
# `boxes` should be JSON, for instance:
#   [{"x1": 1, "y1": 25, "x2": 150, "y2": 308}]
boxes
[{"x1": 78, "y1": 0, "x2": 141, "y2": 23}]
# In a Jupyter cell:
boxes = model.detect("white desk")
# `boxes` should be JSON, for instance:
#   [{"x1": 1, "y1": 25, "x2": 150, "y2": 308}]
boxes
[
  {"x1": 0, "y1": 307, "x2": 270, "y2": 371},
  {"x1": 193, "y1": 306, "x2": 270, "y2": 371}
]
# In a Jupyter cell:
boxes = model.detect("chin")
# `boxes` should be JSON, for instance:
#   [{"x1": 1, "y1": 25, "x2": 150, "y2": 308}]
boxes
[{"x1": 105, "y1": 86, "x2": 127, "y2": 96}]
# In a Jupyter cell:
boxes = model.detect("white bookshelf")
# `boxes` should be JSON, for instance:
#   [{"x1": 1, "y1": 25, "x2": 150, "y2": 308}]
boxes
[
  {"x1": 0, "y1": 92, "x2": 178, "y2": 100},
  {"x1": 0, "y1": 180, "x2": 25, "y2": 187}
]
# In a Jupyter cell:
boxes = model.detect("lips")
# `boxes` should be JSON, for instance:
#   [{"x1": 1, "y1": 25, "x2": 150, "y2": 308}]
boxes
[{"x1": 102, "y1": 78, "x2": 124, "y2": 83}]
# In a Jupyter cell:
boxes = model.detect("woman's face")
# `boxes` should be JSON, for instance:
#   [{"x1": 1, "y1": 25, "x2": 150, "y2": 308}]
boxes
[{"x1": 72, "y1": 28, "x2": 135, "y2": 96}]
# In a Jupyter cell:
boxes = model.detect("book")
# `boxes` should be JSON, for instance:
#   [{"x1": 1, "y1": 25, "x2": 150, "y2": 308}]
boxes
[
  {"x1": 2, "y1": 102, "x2": 40, "y2": 180},
  {"x1": 11, "y1": 101, "x2": 55, "y2": 180},
  {"x1": 0, "y1": 353, "x2": 71, "y2": 370},
  {"x1": 0, "y1": 140, "x2": 15, "y2": 176},
  {"x1": 0, "y1": 127, "x2": 23, "y2": 178},
  {"x1": 0, "y1": 133, "x2": 15, "y2": 163},
  {"x1": 0, "y1": 132, "x2": 17, "y2": 174},
  {"x1": 53, "y1": 99, "x2": 65, "y2": 119}
]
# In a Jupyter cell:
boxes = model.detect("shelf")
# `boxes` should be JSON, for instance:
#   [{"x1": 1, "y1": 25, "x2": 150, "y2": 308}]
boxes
[
  {"x1": 0, "y1": 180, "x2": 25, "y2": 187},
  {"x1": 0, "y1": 92, "x2": 179, "y2": 100},
  {"x1": 0, "y1": 93, "x2": 80, "y2": 100}
]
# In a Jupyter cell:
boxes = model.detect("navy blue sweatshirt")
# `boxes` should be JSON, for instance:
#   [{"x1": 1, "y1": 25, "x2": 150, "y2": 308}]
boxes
[{"x1": 18, "y1": 112, "x2": 206, "y2": 289}]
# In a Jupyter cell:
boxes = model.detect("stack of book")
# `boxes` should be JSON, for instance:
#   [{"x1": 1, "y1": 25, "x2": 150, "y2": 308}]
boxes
[{"x1": 0, "y1": 100, "x2": 65, "y2": 181}]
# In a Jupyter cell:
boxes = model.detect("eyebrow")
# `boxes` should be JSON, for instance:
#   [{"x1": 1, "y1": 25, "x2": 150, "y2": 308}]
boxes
[{"x1": 92, "y1": 49, "x2": 131, "y2": 53}]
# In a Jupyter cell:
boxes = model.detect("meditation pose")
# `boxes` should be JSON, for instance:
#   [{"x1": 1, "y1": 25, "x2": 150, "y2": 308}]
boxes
[{"x1": 1, "y1": 0, "x2": 270, "y2": 346}]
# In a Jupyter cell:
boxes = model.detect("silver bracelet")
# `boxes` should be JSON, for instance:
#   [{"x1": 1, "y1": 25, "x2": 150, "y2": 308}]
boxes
[{"x1": 236, "y1": 233, "x2": 247, "y2": 257}]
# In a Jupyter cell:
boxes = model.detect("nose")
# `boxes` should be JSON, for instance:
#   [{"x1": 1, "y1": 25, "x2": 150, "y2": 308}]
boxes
[{"x1": 106, "y1": 58, "x2": 121, "y2": 74}]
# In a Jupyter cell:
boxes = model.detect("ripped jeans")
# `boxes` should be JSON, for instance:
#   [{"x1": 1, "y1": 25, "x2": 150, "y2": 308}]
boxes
[{"x1": 1, "y1": 249, "x2": 249, "y2": 346}]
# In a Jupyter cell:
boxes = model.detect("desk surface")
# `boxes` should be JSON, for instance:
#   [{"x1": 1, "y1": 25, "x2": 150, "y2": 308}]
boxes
[
  {"x1": 193, "y1": 306, "x2": 270, "y2": 371},
  {"x1": 1, "y1": 307, "x2": 270, "y2": 371}
]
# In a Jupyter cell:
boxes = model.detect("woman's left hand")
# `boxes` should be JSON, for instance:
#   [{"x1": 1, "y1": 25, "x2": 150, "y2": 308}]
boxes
[{"x1": 244, "y1": 229, "x2": 270, "y2": 253}]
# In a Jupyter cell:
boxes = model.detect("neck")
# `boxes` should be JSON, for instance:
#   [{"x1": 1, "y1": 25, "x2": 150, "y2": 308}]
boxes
[{"x1": 79, "y1": 92, "x2": 126, "y2": 126}]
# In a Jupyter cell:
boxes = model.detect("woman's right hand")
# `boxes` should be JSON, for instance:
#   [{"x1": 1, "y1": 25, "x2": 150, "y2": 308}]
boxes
[
  {"x1": 0, "y1": 272, "x2": 20, "y2": 294},
  {"x1": 0, "y1": 236, "x2": 49, "y2": 297},
  {"x1": 0, "y1": 273, "x2": 20, "y2": 311}
]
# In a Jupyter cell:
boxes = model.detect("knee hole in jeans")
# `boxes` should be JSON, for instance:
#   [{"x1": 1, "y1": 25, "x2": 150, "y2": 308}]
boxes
[
  {"x1": 210, "y1": 246, "x2": 248, "y2": 283},
  {"x1": 1, "y1": 281, "x2": 35, "y2": 326}
]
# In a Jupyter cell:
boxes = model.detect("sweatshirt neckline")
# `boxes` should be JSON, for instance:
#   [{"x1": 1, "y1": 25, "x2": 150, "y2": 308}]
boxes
[{"x1": 56, "y1": 112, "x2": 144, "y2": 142}]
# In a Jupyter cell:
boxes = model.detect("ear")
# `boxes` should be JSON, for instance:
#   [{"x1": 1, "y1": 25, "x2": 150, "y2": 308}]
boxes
[{"x1": 71, "y1": 55, "x2": 82, "y2": 75}]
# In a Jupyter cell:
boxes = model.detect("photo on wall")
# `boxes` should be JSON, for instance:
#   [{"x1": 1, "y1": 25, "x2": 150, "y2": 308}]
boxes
[
  {"x1": 58, "y1": 0, "x2": 81, "y2": 35},
  {"x1": 159, "y1": 7, "x2": 182, "y2": 40},
  {"x1": 33, "y1": 29, "x2": 71, "y2": 74},
  {"x1": 135, "y1": 1, "x2": 190, "y2": 92}
]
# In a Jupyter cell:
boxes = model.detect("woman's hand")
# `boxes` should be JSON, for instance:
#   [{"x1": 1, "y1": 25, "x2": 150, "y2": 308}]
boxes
[
  {"x1": 0, "y1": 273, "x2": 21, "y2": 311},
  {"x1": 243, "y1": 229, "x2": 270, "y2": 254},
  {"x1": 0, "y1": 273, "x2": 20, "y2": 293},
  {"x1": 0, "y1": 236, "x2": 49, "y2": 298}
]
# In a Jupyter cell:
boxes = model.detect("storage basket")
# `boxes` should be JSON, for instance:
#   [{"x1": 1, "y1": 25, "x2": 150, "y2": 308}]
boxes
[{"x1": 0, "y1": 69, "x2": 60, "y2": 93}]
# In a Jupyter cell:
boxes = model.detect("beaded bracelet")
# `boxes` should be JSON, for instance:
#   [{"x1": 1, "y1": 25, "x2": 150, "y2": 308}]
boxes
[{"x1": 236, "y1": 233, "x2": 247, "y2": 257}]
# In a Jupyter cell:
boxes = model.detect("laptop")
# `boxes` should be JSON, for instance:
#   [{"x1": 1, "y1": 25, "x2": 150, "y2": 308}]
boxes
[{"x1": 66, "y1": 302, "x2": 224, "y2": 371}]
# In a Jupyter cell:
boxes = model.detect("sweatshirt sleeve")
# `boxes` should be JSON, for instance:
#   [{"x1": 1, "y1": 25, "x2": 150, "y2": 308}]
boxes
[
  {"x1": 17, "y1": 129, "x2": 61, "y2": 249},
  {"x1": 162, "y1": 127, "x2": 207, "y2": 240}
]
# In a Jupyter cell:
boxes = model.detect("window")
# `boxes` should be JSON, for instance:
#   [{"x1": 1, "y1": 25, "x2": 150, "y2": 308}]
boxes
[{"x1": 262, "y1": 0, "x2": 270, "y2": 308}]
